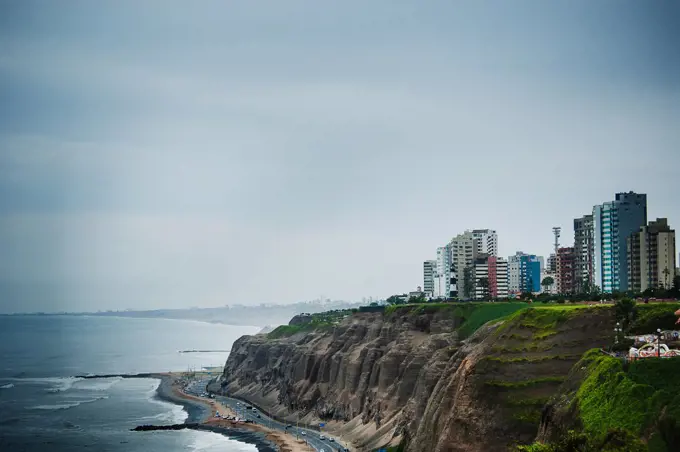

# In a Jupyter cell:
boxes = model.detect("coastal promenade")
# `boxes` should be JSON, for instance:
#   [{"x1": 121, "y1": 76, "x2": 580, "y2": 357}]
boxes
[
  {"x1": 183, "y1": 377, "x2": 352, "y2": 452},
  {"x1": 73, "y1": 371, "x2": 318, "y2": 452}
]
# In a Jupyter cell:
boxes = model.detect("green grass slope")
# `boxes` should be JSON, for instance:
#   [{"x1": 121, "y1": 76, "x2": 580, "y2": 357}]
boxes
[{"x1": 520, "y1": 350, "x2": 680, "y2": 452}]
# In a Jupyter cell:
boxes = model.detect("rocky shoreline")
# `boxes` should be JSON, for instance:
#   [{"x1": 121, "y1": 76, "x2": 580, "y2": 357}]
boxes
[{"x1": 151, "y1": 374, "x2": 279, "y2": 452}]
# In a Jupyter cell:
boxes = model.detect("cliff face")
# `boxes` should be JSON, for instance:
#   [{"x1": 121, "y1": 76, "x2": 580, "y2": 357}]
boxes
[{"x1": 214, "y1": 305, "x2": 616, "y2": 451}]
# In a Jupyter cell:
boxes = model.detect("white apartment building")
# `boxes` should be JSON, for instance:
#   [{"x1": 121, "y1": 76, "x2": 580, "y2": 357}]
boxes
[
  {"x1": 474, "y1": 259, "x2": 489, "y2": 300},
  {"x1": 508, "y1": 251, "x2": 525, "y2": 294},
  {"x1": 472, "y1": 229, "x2": 498, "y2": 256},
  {"x1": 423, "y1": 260, "x2": 437, "y2": 297},
  {"x1": 473, "y1": 256, "x2": 509, "y2": 300},
  {"x1": 436, "y1": 246, "x2": 449, "y2": 298},
  {"x1": 494, "y1": 257, "x2": 509, "y2": 298},
  {"x1": 449, "y1": 231, "x2": 479, "y2": 299},
  {"x1": 540, "y1": 269, "x2": 557, "y2": 294}
]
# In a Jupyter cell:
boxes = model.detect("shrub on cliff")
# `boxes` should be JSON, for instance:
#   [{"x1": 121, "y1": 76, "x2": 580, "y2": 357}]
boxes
[
  {"x1": 576, "y1": 350, "x2": 680, "y2": 451},
  {"x1": 614, "y1": 298, "x2": 637, "y2": 332},
  {"x1": 628, "y1": 302, "x2": 680, "y2": 334}
]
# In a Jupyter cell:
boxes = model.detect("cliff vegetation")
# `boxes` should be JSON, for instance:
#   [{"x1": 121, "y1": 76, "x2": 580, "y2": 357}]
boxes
[{"x1": 213, "y1": 301, "x2": 680, "y2": 451}]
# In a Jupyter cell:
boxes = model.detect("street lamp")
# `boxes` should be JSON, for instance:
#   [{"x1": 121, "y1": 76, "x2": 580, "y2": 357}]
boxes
[
  {"x1": 657, "y1": 328, "x2": 662, "y2": 358},
  {"x1": 614, "y1": 322, "x2": 622, "y2": 345}
]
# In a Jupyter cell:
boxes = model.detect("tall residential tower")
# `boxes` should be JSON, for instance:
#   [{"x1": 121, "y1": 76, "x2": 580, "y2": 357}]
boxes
[
  {"x1": 472, "y1": 229, "x2": 498, "y2": 256},
  {"x1": 627, "y1": 219, "x2": 676, "y2": 292},
  {"x1": 423, "y1": 260, "x2": 437, "y2": 297},
  {"x1": 573, "y1": 214, "x2": 594, "y2": 292},
  {"x1": 448, "y1": 231, "x2": 480, "y2": 299},
  {"x1": 592, "y1": 192, "x2": 647, "y2": 292}
]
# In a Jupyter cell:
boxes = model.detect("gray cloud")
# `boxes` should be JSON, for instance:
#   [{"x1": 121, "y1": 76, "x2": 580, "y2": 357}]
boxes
[{"x1": 1, "y1": 0, "x2": 678, "y2": 312}]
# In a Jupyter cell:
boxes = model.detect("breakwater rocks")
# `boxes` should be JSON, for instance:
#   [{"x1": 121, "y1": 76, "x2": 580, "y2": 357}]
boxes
[
  {"x1": 131, "y1": 423, "x2": 278, "y2": 452},
  {"x1": 74, "y1": 373, "x2": 162, "y2": 379},
  {"x1": 132, "y1": 423, "x2": 199, "y2": 431}
]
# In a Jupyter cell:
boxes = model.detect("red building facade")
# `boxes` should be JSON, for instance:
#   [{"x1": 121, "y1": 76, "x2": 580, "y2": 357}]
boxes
[{"x1": 557, "y1": 247, "x2": 576, "y2": 294}]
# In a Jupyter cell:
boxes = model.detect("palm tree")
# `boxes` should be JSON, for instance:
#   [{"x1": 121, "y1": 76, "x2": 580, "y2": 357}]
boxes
[{"x1": 541, "y1": 276, "x2": 555, "y2": 294}]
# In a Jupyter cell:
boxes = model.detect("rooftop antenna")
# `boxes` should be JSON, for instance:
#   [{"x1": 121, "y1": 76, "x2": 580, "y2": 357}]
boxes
[{"x1": 552, "y1": 227, "x2": 561, "y2": 271}]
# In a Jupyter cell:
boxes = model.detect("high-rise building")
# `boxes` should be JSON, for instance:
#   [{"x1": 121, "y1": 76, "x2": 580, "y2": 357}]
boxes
[
  {"x1": 489, "y1": 256, "x2": 508, "y2": 299},
  {"x1": 547, "y1": 254, "x2": 557, "y2": 273},
  {"x1": 592, "y1": 192, "x2": 647, "y2": 292},
  {"x1": 627, "y1": 218, "x2": 676, "y2": 292},
  {"x1": 437, "y1": 246, "x2": 450, "y2": 298},
  {"x1": 473, "y1": 255, "x2": 509, "y2": 300},
  {"x1": 556, "y1": 247, "x2": 576, "y2": 294},
  {"x1": 423, "y1": 260, "x2": 437, "y2": 296},
  {"x1": 448, "y1": 231, "x2": 479, "y2": 299},
  {"x1": 540, "y1": 268, "x2": 557, "y2": 294},
  {"x1": 473, "y1": 256, "x2": 489, "y2": 300},
  {"x1": 508, "y1": 251, "x2": 526, "y2": 294},
  {"x1": 508, "y1": 252, "x2": 542, "y2": 294},
  {"x1": 520, "y1": 254, "x2": 542, "y2": 293},
  {"x1": 574, "y1": 214, "x2": 594, "y2": 292},
  {"x1": 472, "y1": 229, "x2": 498, "y2": 256}
]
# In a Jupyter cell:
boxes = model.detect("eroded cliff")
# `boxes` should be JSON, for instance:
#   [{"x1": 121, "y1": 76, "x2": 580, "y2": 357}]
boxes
[{"x1": 213, "y1": 304, "x2": 617, "y2": 451}]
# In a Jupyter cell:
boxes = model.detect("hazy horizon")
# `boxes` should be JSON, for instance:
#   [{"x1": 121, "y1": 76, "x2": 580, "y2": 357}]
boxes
[{"x1": 1, "y1": 1, "x2": 678, "y2": 313}]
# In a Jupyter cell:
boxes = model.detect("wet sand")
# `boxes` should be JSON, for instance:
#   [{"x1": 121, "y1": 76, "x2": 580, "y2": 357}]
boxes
[{"x1": 153, "y1": 373, "x2": 313, "y2": 452}]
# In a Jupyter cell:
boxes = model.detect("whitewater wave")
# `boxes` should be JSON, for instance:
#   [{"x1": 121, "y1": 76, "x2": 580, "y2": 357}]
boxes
[
  {"x1": 0, "y1": 383, "x2": 15, "y2": 389},
  {"x1": 188, "y1": 431, "x2": 257, "y2": 452},
  {"x1": 28, "y1": 396, "x2": 108, "y2": 411},
  {"x1": 138, "y1": 404, "x2": 187, "y2": 423},
  {"x1": 72, "y1": 377, "x2": 122, "y2": 392},
  {"x1": 44, "y1": 377, "x2": 83, "y2": 393},
  {"x1": 0, "y1": 376, "x2": 83, "y2": 393},
  {"x1": 146, "y1": 378, "x2": 162, "y2": 399}
]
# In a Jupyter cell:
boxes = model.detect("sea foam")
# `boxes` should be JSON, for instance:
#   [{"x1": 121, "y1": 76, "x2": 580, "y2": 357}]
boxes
[
  {"x1": 72, "y1": 377, "x2": 122, "y2": 392},
  {"x1": 29, "y1": 395, "x2": 108, "y2": 411}
]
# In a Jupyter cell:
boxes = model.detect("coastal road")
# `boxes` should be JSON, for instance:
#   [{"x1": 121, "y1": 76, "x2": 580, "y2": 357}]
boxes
[{"x1": 185, "y1": 378, "x2": 349, "y2": 452}]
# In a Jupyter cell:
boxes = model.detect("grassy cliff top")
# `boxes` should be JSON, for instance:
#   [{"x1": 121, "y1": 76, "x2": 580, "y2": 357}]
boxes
[{"x1": 266, "y1": 301, "x2": 680, "y2": 342}]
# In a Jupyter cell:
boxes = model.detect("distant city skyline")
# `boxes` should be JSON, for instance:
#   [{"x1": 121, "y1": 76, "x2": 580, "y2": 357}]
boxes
[
  {"x1": 423, "y1": 191, "x2": 677, "y2": 299},
  {"x1": 1, "y1": 1, "x2": 678, "y2": 313}
]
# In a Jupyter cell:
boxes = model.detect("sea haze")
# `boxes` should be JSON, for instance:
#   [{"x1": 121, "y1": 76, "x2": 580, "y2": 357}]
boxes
[{"x1": 0, "y1": 315, "x2": 260, "y2": 451}]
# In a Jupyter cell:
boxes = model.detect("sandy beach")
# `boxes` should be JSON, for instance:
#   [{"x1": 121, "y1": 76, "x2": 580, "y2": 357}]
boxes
[{"x1": 154, "y1": 372, "x2": 313, "y2": 452}]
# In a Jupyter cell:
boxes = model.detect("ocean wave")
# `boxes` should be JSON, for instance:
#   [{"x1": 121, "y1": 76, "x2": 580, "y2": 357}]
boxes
[
  {"x1": 138, "y1": 404, "x2": 187, "y2": 423},
  {"x1": 1, "y1": 376, "x2": 83, "y2": 392},
  {"x1": 28, "y1": 395, "x2": 108, "y2": 411},
  {"x1": 189, "y1": 431, "x2": 257, "y2": 452},
  {"x1": 0, "y1": 383, "x2": 15, "y2": 389},
  {"x1": 44, "y1": 377, "x2": 83, "y2": 393},
  {"x1": 30, "y1": 403, "x2": 81, "y2": 411},
  {"x1": 72, "y1": 377, "x2": 122, "y2": 391}
]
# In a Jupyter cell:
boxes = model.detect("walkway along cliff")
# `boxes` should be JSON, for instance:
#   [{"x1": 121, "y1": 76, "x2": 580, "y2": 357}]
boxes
[{"x1": 210, "y1": 302, "x2": 680, "y2": 451}]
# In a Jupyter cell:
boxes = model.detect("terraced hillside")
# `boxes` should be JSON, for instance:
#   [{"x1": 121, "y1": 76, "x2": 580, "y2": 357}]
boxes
[
  {"x1": 213, "y1": 302, "x2": 639, "y2": 451},
  {"x1": 410, "y1": 305, "x2": 615, "y2": 451}
]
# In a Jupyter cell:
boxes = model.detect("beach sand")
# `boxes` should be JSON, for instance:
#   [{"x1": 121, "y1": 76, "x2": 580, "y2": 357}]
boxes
[{"x1": 154, "y1": 372, "x2": 313, "y2": 452}]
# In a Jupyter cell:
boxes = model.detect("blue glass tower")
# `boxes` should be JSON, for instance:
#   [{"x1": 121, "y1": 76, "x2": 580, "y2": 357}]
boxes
[
  {"x1": 592, "y1": 192, "x2": 647, "y2": 292},
  {"x1": 519, "y1": 255, "x2": 541, "y2": 293}
]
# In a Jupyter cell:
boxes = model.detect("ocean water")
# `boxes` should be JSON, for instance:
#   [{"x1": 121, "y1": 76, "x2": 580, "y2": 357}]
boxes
[{"x1": 0, "y1": 315, "x2": 260, "y2": 451}]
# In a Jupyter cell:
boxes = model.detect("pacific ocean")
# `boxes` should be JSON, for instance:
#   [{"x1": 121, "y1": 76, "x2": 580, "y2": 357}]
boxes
[{"x1": 0, "y1": 315, "x2": 260, "y2": 451}]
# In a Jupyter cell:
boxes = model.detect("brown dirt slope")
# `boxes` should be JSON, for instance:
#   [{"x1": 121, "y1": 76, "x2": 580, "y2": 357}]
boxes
[{"x1": 214, "y1": 305, "x2": 616, "y2": 452}]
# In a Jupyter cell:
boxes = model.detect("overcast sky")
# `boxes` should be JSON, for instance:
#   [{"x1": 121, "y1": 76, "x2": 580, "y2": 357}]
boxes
[{"x1": 1, "y1": 1, "x2": 678, "y2": 313}]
